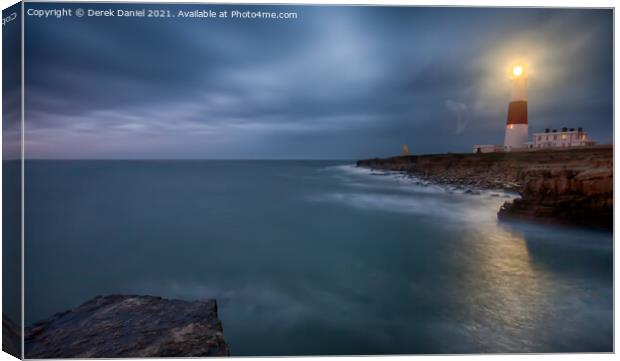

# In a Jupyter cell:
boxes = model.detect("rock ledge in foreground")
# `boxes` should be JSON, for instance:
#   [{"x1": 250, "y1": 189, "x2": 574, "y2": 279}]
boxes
[{"x1": 25, "y1": 294, "x2": 230, "y2": 358}]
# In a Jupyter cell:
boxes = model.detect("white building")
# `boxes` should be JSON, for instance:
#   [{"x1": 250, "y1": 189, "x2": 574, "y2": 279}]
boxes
[
  {"x1": 472, "y1": 127, "x2": 596, "y2": 153},
  {"x1": 533, "y1": 127, "x2": 596, "y2": 149},
  {"x1": 472, "y1": 144, "x2": 503, "y2": 153}
]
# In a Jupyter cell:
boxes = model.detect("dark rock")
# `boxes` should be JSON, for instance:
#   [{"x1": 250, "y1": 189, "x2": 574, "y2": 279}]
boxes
[
  {"x1": 464, "y1": 189, "x2": 481, "y2": 195},
  {"x1": 3, "y1": 315, "x2": 21, "y2": 358},
  {"x1": 25, "y1": 295, "x2": 230, "y2": 358},
  {"x1": 498, "y1": 166, "x2": 612, "y2": 230}
]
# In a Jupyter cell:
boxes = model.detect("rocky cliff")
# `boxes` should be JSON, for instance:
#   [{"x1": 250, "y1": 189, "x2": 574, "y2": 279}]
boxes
[
  {"x1": 25, "y1": 295, "x2": 230, "y2": 358},
  {"x1": 357, "y1": 146, "x2": 612, "y2": 229},
  {"x1": 497, "y1": 162, "x2": 613, "y2": 229}
]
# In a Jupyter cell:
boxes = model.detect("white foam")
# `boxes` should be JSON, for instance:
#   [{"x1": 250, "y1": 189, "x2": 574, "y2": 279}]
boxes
[
  {"x1": 312, "y1": 164, "x2": 514, "y2": 226},
  {"x1": 323, "y1": 164, "x2": 448, "y2": 195},
  {"x1": 325, "y1": 164, "x2": 517, "y2": 199}
]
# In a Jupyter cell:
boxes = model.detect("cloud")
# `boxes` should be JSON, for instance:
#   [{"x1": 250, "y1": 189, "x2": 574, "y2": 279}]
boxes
[
  {"x1": 444, "y1": 100, "x2": 468, "y2": 134},
  {"x1": 22, "y1": 4, "x2": 613, "y2": 159}
]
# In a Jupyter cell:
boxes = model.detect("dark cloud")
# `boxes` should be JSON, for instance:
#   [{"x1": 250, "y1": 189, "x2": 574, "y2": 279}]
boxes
[{"x1": 23, "y1": 4, "x2": 613, "y2": 159}]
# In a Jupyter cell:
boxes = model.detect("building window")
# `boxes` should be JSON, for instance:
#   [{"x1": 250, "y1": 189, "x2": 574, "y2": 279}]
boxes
[
  {"x1": 561, "y1": 134, "x2": 567, "y2": 140},
  {"x1": 554, "y1": 135, "x2": 557, "y2": 140}
]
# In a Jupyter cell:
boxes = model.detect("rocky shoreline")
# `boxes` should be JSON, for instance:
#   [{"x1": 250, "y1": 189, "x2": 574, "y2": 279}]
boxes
[
  {"x1": 25, "y1": 295, "x2": 230, "y2": 358},
  {"x1": 357, "y1": 146, "x2": 612, "y2": 229}
]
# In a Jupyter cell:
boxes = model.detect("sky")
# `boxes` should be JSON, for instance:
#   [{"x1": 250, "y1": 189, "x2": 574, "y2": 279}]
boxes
[{"x1": 18, "y1": 3, "x2": 613, "y2": 159}]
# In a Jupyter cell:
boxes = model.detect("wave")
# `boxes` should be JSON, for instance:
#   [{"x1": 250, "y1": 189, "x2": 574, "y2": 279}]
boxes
[
  {"x1": 322, "y1": 164, "x2": 447, "y2": 194},
  {"x1": 311, "y1": 191, "x2": 504, "y2": 225},
  {"x1": 312, "y1": 164, "x2": 516, "y2": 226},
  {"x1": 322, "y1": 164, "x2": 515, "y2": 198}
]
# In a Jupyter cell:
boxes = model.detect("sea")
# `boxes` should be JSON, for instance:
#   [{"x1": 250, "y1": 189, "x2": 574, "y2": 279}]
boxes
[{"x1": 22, "y1": 160, "x2": 613, "y2": 355}]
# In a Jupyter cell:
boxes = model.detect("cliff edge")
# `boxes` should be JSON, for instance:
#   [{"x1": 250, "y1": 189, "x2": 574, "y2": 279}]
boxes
[
  {"x1": 25, "y1": 295, "x2": 230, "y2": 358},
  {"x1": 357, "y1": 146, "x2": 612, "y2": 229}
]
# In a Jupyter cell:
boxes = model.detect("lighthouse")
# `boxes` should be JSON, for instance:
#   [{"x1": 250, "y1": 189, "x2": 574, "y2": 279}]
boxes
[{"x1": 504, "y1": 65, "x2": 528, "y2": 150}]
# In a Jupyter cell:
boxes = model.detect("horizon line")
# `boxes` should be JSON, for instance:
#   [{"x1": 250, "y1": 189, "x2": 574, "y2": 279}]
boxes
[{"x1": 4, "y1": 158, "x2": 361, "y2": 161}]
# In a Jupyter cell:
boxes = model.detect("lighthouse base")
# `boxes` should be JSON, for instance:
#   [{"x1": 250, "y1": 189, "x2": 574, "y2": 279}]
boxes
[{"x1": 504, "y1": 124, "x2": 528, "y2": 151}]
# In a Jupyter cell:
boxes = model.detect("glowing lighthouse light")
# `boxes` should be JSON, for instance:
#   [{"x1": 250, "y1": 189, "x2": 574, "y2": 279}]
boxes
[
  {"x1": 504, "y1": 64, "x2": 529, "y2": 150},
  {"x1": 512, "y1": 65, "x2": 523, "y2": 77}
]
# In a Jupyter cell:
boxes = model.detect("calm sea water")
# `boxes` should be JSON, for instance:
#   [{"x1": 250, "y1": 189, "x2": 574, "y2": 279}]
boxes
[{"x1": 24, "y1": 160, "x2": 612, "y2": 355}]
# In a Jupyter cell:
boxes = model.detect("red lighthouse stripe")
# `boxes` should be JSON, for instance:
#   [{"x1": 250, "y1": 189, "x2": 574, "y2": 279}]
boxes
[{"x1": 506, "y1": 100, "x2": 528, "y2": 125}]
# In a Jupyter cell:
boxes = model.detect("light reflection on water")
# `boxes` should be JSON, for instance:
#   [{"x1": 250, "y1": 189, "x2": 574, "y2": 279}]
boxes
[
  {"x1": 24, "y1": 161, "x2": 612, "y2": 355},
  {"x1": 452, "y1": 223, "x2": 549, "y2": 352},
  {"x1": 315, "y1": 165, "x2": 612, "y2": 353}
]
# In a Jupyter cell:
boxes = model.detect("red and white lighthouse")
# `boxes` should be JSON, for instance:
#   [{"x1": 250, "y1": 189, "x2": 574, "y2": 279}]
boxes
[{"x1": 503, "y1": 65, "x2": 528, "y2": 150}]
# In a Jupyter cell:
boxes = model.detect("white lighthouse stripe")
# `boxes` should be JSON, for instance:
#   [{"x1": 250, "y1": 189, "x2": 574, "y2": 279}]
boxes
[
  {"x1": 509, "y1": 77, "x2": 528, "y2": 102},
  {"x1": 504, "y1": 123, "x2": 528, "y2": 149}
]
